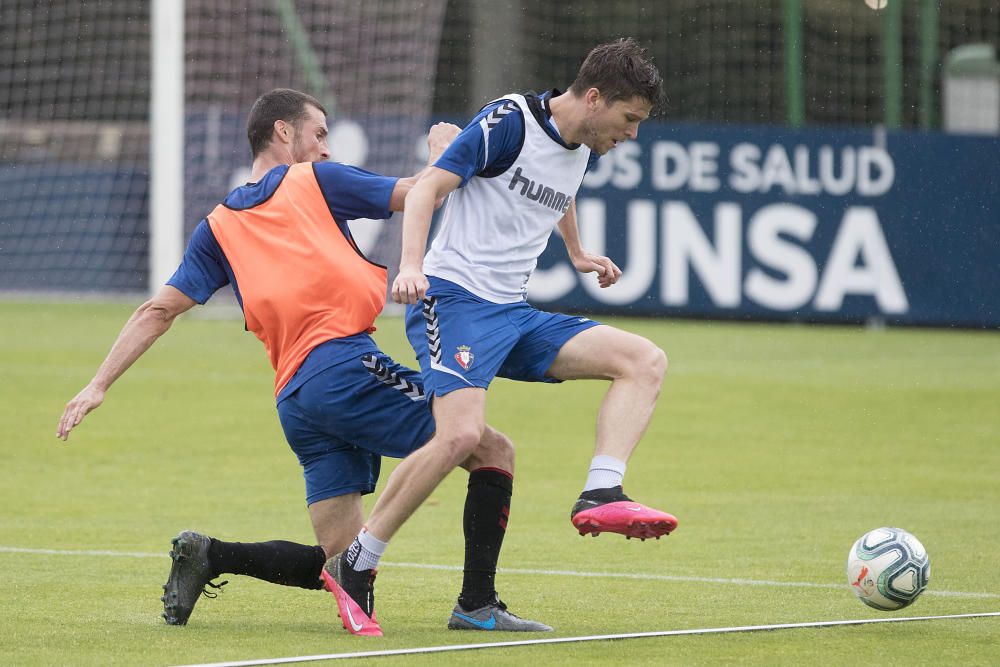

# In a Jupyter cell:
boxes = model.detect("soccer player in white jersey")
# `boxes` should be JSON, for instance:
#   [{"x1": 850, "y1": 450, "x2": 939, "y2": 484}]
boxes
[{"x1": 321, "y1": 38, "x2": 678, "y2": 634}]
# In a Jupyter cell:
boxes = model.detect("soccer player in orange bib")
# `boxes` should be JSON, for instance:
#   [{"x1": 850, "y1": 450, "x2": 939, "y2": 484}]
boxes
[{"x1": 57, "y1": 89, "x2": 549, "y2": 635}]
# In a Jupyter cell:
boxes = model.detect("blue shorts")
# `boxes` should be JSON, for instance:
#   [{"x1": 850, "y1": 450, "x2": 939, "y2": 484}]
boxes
[
  {"x1": 404, "y1": 276, "x2": 601, "y2": 397},
  {"x1": 277, "y1": 337, "x2": 435, "y2": 505}
]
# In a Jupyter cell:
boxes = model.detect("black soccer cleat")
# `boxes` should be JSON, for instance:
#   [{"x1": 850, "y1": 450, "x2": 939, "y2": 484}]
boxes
[{"x1": 161, "y1": 530, "x2": 227, "y2": 625}]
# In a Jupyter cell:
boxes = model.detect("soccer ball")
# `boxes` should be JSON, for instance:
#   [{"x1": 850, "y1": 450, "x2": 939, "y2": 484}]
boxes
[{"x1": 847, "y1": 527, "x2": 930, "y2": 611}]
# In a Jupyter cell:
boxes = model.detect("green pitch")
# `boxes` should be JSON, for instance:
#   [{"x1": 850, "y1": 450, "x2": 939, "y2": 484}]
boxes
[{"x1": 2, "y1": 300, "x2": 998, "y2": 666}]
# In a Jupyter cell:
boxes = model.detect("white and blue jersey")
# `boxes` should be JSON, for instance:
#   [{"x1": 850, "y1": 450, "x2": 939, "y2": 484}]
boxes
[
  {"x1": 427, "y1": 90, "x2": 599, "y2": 304},
  {"x1": 406, "y1": 90, "x2": 602, "y2": 398}
]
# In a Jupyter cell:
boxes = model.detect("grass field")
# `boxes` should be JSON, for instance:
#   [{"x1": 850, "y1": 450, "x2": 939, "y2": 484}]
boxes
[{"x1": 2, "y1": 300, "x2": 998, "y2": 666}]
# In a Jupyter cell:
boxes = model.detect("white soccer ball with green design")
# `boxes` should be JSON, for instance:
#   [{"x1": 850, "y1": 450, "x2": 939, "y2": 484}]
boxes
[{"x1": 847, "y1": 527, "x2": 930, "y2": 610}]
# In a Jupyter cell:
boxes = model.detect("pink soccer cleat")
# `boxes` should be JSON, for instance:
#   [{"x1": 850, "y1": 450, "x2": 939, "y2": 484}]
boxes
[
  {"x1": 321, "y1": 552, "x2": 383, "y2": 637},
  {"x1": 570, "y1": 486, "x2": 678, "y2": 540}
]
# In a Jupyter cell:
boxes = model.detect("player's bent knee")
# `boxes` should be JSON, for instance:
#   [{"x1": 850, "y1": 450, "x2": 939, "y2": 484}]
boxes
[
  {"x1": 651, "y1": 345, "x2": 668, "y2": 378},
  {"x1": 467, "y1": 426, "x2": 514, "y2": 471},
  {"x1": 625, "y1": 340, "x2": 667, "y2": 386},
  {"x1": 434, "y1": 425, "x2": 485, "y2": 466}
]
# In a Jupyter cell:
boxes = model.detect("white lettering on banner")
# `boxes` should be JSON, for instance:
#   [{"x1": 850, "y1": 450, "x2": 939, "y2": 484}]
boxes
[
  {"x1": 744, "y1": 204, "x2": 818, "y2": 310},
  {"x1": 576, "y1": 199, "x2": 657, "y2": 304},
  {"x1": 760, "y1": 144, "x2": 798, "y2": 194},
  {"x1": 662, "y1": 202, "x2": 742, "y2": 306},
  {"x1": 819, "y1": 146, "x2": 855, "y2": 196},
  {"x1": 793, "y1": 146, "x2": 822, "y2": 195},
  {"x1": 650, "y1": 141, "x2": 721, "y2": 192},
  {"x1": 690, "y1": 142, "x2": 721, "y2": 192},
  {"x1": 727, "y1": 143, "x2": 895, "y2": 196},
  {"x1": 814, "y1": 207, "x2": 909, "y2": 313},
  {"x1": 728, "y1": 143, "x2": 761, "y2": 193},
  {"x1": 856, "y1": 147, "x2": 895, "y2": 197},
  {"x1": 650, "y1": 141, "x2": 690, "y2": 191},
  {"x1": 526, "y1": 200, "x2": 908, "y2": 315},
  {"x1": 583, "y1": 140, "x2": 895, "y2": 196}
]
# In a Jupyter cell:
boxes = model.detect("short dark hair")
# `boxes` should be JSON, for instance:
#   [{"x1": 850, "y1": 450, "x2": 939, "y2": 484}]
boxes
[
  {"x1": 246, "y1": 88, "x2": 327, "y2": 157},
  {"x1": 568, "y1": 38, "x2": 664, "y2": 110}
]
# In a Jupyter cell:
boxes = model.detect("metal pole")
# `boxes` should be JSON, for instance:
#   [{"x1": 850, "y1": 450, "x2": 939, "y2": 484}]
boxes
[
  {"x1": 882, "y1": 0, "x2": 903, "y2": 128},
  {"x1": 471, "y1": 0, "x2": 522, "y2": 113},
  {"x1": 271, "y1": 0, "x2": 336, "y2": 115},
  {"x1": 149, "y1": 0, "x2": 185, "y2": 293},
  {"x1": 784, "y1": 0, "x2": 804, "y2": 127},
  {"x1": 919, "y1": 0, "x2": 940, "y2": 130}
]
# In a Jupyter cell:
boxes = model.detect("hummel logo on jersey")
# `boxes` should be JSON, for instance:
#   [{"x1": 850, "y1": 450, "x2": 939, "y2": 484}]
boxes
[
  {"x1": 455, "y1": 345, "x2": 474, "y2": 370},
  {"x1": 508, "y1": 167, "x2": 573, "y2": 213}
]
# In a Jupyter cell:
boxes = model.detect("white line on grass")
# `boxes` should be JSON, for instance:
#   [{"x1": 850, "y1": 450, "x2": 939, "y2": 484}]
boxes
[
  {"x1": 2, "y1": 545, "x2": 998, "y2": 600},
  {"x1": 385, "y1": 561, "x2": 999, "y2": 599},
  {"x1": 0, "y1": 546, "x2": 166, "y2": 558},
  {"x1": 171, "y1": 612, "x2": 1000, "y2": 667}
]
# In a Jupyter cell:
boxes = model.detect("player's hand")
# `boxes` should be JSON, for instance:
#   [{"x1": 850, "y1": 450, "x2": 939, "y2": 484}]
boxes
[
  {"x1": 571, "y1": 253, "x2": 622, "y2": 288},
  {"x1": 392, "y1": 267, "x2": 429, "y2": 304},
  {"x1": 57, "y1": 383, "x2": 105, "y2": 441},
  {"x1": 427, "y1": 122, "x2": 461, "y2": 157}
]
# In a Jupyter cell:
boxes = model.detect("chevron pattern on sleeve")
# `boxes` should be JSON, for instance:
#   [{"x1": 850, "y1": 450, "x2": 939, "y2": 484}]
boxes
[
  {"x1": 484, "y1": 100, "x2": 518, "y2": 129},
  {"x1": 361, "y1": 354, "x2": 425, "y2": 402},
  {"x1": 478, "y1": 100, "x2": 518, "y2": 166}
]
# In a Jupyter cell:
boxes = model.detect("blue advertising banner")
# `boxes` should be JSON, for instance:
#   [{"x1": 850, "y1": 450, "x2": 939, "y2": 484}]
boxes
[
  {"x1": 177, "y1": 115, "x2": 998, "y2": 328},
  {"x1": 525, "y1": 124, "x2": 999, "y2": 328}
]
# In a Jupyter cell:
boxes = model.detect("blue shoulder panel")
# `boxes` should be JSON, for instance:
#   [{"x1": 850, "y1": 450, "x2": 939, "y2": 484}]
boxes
[
  {"x1": 167, "y1": 219, "x2": 240, "y2": 306},
  {"x1": 435, "y1": 99, "x2": 526, "y2": 186}
]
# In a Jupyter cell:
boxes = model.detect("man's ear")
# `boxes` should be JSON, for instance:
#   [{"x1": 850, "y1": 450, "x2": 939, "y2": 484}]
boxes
[
  {"x1": 584, "y1": 87, "x2": 603, "y2": 111},
  {"x1": 273, "y1": 119, "x2": 292, "y2": 144}
]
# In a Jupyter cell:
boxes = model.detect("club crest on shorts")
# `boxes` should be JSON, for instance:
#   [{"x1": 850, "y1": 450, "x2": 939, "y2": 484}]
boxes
[{"x1": 454, "y1": 345, "x2": 474, "y2": 370}]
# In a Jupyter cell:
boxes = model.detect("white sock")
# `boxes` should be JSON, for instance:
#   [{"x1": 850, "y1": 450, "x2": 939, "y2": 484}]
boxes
[
  {"x1": 583, "y1": 455, "x2": 627, "y2": 492},
  {"x1": 349, "y1": 527, "x2": 387, "y2": 572}
]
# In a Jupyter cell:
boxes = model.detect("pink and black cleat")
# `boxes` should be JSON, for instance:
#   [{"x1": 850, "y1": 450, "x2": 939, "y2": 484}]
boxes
[
  {"x1": 570, "y1": 486, "x2": 678, "y2": 540},
  {"x1": 321, "y1": 552, "x2": 383, "y2": 637}
]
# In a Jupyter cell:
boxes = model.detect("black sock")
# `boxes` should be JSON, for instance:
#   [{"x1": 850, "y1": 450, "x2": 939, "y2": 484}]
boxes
[
  {"x1": 207, "y1": 539, "x2": 326, "y2": 590},
  {"x1": 458, "y1": 468, "x2": 513, "y2": 610}
]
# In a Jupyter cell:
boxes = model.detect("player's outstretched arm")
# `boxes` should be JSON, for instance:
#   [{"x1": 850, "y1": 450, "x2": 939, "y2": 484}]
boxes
[
  {"x1": 56, "y1": 285, "x2": 197, "y2": 441},
  {"x1": 557, "y1": 200, "x2": 622, "y2": 289},
  {"x1": 388, "y1": 123, "x2": 461, "y2": 211},
  {"x1": 391, "y1": 166, "x2": 462, "y2": 304}
]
